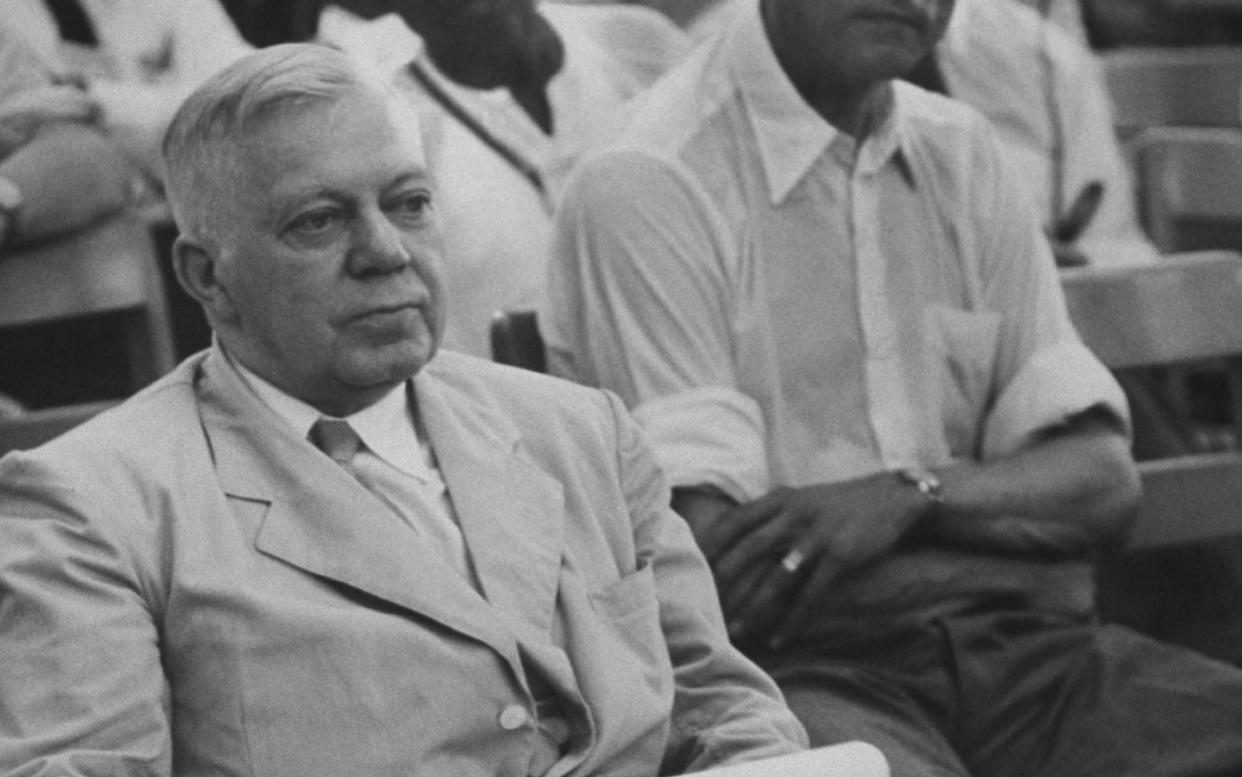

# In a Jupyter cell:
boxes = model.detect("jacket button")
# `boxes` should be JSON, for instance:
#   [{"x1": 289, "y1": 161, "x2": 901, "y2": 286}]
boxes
[{"x1": 498, "y1": 704, "x2": 529, "y2": 730}]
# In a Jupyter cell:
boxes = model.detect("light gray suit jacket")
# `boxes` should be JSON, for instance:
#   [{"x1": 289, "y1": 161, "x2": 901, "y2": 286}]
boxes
[{"x1": 0, "y1": 348, "x2": 805, "y2": 777}]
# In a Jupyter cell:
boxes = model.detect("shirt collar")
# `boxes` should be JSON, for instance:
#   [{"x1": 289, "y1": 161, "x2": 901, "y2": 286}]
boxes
[
  {"x1": 219, "y1": 344, "x2": 434, "y2": 482},
  {"x1": 722, "y1": 0, "x2": 911, "y2": 204}
]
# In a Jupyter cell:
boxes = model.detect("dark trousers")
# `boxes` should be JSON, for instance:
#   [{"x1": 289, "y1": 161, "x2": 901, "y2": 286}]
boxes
[{"x1": 760, "y1": 610, "x2": 1242, "y2": 777}]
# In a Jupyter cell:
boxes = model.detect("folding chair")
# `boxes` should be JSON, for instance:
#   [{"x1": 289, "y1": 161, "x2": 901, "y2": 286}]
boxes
[
  {"x1": 1062, "y1": 250, "x2": 1242, "y2": 662},
  {"x1": 489, "y1": 308, "x2": 546, "y2": 373},
  {"x1": 1131, "y1": 126, "x2": 1242, "y2": 253},
  {"x1": 0, "y1": 210, "x2": 176, "y2": 392},
  {"x1": 0, "y1": 399, "x2": 115, "y2": 457},
  {"x1": 1102, "y1": 46, "x2": 1242, "y2": 139}
]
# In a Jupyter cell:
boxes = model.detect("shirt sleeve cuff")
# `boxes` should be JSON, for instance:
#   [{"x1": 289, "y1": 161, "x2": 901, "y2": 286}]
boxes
[
  {"x1": 983, "y1": 341, "x2": 1131, "y2": 458},
  {"x1": 632, "y1": 387, "x2": 769, "y2": 503}
]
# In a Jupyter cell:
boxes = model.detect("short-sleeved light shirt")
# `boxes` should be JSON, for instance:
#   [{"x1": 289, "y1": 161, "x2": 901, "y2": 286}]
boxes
[{"x1": 543, "y1": 0, "x2": 1129, "y2": 625}]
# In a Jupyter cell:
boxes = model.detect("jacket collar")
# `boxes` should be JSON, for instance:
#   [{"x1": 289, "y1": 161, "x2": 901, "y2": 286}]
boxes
[
  {"x1": 196, "y1": 348, "x2": 565, "y2": 664},
  {"x1": 722, "y1": 0, "x2": 910, "y2": 204}
]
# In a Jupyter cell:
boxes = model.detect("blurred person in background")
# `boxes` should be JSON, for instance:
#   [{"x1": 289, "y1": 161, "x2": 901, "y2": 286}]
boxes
[
  {"x1": 0, "y1": 25, "x2": 141, "y2": 414},
  {"x1": 318, "y1": 0, "x2": 691, "y2": 357},
  {"x1": 1, "y1": 0, "x2": 251, "y2": 183},
  {"x1": 0, "y1": 26, "x2": 134, "y2": 253},
  {"x1": 918, "y1": 0, "x2": 1159, "y2": 268}
]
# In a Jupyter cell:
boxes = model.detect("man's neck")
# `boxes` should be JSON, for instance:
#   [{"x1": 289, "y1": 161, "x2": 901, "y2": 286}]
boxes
[{"x1": 800, "y1": 79, "x2": 894, "y2": 143}]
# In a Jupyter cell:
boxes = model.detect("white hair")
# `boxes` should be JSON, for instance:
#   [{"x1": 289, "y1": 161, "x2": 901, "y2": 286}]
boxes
[{"x1": 161, "y1": 43, "x2": 385, "y2": 243}]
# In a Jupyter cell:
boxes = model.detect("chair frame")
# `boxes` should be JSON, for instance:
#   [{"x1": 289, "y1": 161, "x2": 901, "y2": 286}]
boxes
[
  {"x1": 1062, "y1": 249, "x2": 1242, "y2": 549},
  {"x1": 0, "y1": 211, "x2": 176, "y2": 391}
]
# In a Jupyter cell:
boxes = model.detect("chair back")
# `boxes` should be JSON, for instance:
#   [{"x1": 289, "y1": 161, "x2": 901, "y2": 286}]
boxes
[
  {"x1": 1062, "y1": 250, "x2": 1242, "y2": 548},
  {"x1": 489, "y1": 309, "x2": 546, "y2": 373},
  {"x1": 1103, "y1": 46, "x2": 1242, "y2": 138},
  {"x1": 1131, "y1": 126, "x2": 1242, "y2": 253},
  {"x1": 0, "y1": 211, "x2": 176, "y2": 391}
]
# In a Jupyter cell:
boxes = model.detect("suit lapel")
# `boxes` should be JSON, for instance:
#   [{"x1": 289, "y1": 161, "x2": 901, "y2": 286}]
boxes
[
  {"x1": 196, "y1": 351, "x2": 519, "y2": 663},
  {"x1": 415, "y1": 364, "x2": 566, "y2": 642}
]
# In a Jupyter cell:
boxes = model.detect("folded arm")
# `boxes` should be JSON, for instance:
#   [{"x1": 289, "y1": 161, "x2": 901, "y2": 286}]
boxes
[{"x1": 674, "y1": 405, "x2": 1139, "y2": 650}]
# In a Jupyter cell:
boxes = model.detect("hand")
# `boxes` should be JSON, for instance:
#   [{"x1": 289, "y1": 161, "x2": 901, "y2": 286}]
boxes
[{"x1": 711, "y1": 473, "x2": 927, "y2": 650}]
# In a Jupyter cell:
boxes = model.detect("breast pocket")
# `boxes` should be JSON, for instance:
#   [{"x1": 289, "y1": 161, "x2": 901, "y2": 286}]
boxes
[
  {"x1": 575, "y1": 564, "x2": 674, "y2": 766},
  {"x1": 589, "y1": 564, "x2": 658, "y2": 619},
  {"x1": 923, "y1": 305, "x2": 1002, "y2": 457}
]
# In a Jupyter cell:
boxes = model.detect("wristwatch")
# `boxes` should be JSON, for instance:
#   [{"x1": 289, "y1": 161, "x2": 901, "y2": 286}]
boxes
[
  {"x1": 0, "y1": 175, "x2": 23, "y2": 249},
  {"x1": 895, "y1": 466, "x2": 944, "y2": 512}
]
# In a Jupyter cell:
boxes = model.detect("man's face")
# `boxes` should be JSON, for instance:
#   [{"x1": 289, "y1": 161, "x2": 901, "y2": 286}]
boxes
[
  {"x1": 208, "y1": 88, "x2": 446, "y2": 415},
  {"x1": 764, "y1": 0, "x2": 956, "y2": 90}
]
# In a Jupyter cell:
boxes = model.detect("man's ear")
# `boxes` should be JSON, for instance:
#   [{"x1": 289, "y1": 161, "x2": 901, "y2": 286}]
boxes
[{"x1": 171, "y1": 234, "x2": 236, "y2": 325}]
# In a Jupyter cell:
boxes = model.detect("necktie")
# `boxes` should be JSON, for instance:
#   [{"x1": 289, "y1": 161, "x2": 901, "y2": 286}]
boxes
[
  {"x1": 310, "y1": 417, "x2": 417, "y2": 532},
  {"x1": 43, "y1": 0, "x2": 99, "y2": 46},
  {"x1": 311, "y1": 416, "x2": 485, "y2": 581},
  {"x1": 310, "y1": 417, "x2": 364, "y2": 475}
]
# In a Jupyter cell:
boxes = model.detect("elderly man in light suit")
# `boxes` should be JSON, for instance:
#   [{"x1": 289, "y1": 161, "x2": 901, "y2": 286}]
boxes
[{"x1": 0, "y1": 43, "x2": 811, "y2": 776}]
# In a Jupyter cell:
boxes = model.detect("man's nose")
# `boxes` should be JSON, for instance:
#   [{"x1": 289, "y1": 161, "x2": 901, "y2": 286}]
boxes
[{"x1": 348, "y1": 212, "x2": 411, "y2": 276}]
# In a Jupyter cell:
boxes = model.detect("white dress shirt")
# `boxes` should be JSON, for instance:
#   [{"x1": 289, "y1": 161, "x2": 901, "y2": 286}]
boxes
[
  {"x1": 543, "y1": 0, "x2": 1129, "y2": 621},
  {"x1": 1, "y1": 0, "x2": 250, "y2": 178},
  {"x1": 546, "y1": 0, "x2": 1128, "y2": 501},
  {"x1": 221, "y1": 348, "x2": 473, "y2": 580}
]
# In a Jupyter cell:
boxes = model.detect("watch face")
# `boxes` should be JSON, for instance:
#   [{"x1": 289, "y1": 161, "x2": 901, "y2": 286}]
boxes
[{"x1": 0, "y1": 177, "x2": 22, "y2": 211}]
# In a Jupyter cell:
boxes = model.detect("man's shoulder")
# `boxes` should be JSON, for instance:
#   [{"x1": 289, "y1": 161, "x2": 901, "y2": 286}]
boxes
[
  {"x1": 421, "y1": 350, "x2": 629, "y2": 459},
  {"x1": 896, "y1": 81, "x2": 994, "y2": 141},
  {"x1": 895, "y1": 82, "x2": 1009, "y2": 189},
  {"x1": 8, "y1": 355, "x2": 205, "y2": 470},
  {"x1": 0, "y1": 355, "x2": 212, "y2": 520},
  {"x1": 424, "y1": 349, "x2": 609, "y2": 415},
  {"x1": 601, "y1": 33, "x2": 742, "y2": 169}
]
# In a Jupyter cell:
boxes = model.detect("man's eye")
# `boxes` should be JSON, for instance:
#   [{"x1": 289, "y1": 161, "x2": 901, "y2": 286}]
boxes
[
  {"x1": 288, "y1": 210, "x2": 340, "y2": 235},
  {"x1": 392, "y1": 191, "x2": 433, "y2": 219}
]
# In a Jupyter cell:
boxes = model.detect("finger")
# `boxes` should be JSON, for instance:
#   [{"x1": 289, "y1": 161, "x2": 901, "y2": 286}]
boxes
[
  {"x1": 717, "y1": 561, "x2": 771, "y2": 623},
  {"x1": 768, "y1": 555, "x2": 842, "y2": 651},
  {"x1": 691, "y1": 511, "x2": 762, "y2": 564},
  {"x1": 726, "y1": 554, "x2": 807, "y2": 647},
  {"x1": 714, "y1": 507, "x2": 799, "y2": 591},
  {"x1": 693, "y1": 492, "x2": 785, "y2": 563},
  {"x1": 723, "y1": 489, "x2": 790, "y2": 528}
]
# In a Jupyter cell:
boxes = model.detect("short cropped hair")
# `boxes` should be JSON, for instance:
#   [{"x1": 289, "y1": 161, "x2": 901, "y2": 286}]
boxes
[{"x1": 162, "y1": 43, "x2": 376, "y2": 242}]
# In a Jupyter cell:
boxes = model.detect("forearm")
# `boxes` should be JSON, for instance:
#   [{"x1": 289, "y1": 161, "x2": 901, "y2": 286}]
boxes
[
  {"x1": 1, "y1": 123, "x2": 133, "y2": 248},
  {"x1": 928, "y1": 408, "x2": 1140, "y2": 555}
]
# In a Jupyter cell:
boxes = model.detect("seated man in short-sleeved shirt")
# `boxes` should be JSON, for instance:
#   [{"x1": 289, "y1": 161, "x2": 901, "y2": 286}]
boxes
[{"x1": 543, "y1": 0, "x2": 1242, "y2": 775}]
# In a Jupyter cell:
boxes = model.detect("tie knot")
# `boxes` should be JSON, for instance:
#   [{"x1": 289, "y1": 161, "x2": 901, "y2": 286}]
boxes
[{"x1": 310, "y1": 418, "x2": 362, "y2": 466}]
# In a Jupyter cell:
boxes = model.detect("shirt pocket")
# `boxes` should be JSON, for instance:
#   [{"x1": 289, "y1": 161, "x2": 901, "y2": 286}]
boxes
[{"x1": 923, "y1": 305, "x2": 1002, "y2": 457}]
